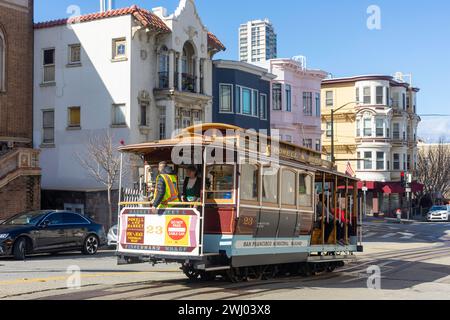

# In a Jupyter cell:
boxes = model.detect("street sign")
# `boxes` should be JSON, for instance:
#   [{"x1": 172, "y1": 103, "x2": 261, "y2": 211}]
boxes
[
  {"x1": 406, "y1": 187, "x2": 412, "y2": 193},
  {"x1": 362, "y1": 187, "x2": 368, "y2": 192}
]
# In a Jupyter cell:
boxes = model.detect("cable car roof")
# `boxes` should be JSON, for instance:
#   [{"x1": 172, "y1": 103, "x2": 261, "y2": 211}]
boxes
[{"x1": 118, "y1": 123, "x2": 358, "y2": 181}]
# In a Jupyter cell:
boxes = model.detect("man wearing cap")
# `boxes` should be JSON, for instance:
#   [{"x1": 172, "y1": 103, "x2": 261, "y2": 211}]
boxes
[{"x1": 151, "y1": 162, "x2": 180, "y2": 214}]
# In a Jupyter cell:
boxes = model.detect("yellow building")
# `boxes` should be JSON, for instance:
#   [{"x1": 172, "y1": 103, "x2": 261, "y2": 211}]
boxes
[{"x1": 321, "y1": 75, "x2": 422, "y2": 216}]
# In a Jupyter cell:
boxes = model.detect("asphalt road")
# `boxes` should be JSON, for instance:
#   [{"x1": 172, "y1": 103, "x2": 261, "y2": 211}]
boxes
[{"x1": 1, "y1": 220, "x2": 449, "y2": 300}]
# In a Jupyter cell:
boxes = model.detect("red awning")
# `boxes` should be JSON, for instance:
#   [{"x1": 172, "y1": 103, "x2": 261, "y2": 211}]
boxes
[
  {"x1": 353, "y1": 181, "x2": 424, "y2": 194},
  {"x1": 357, "y1": 181, "x2": 377, "y2": 190},
  {"x1": 379, "y1": 182, "x2": 424, "y2": 194}
]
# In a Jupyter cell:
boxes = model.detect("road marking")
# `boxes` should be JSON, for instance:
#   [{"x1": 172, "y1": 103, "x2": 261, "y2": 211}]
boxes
[
  {"x1": 364, "y1": 232, "x2": 377, "y2": 238},
  {"x1": 0, "y1": 270, "x2": 180, "y2": 286},
  {"x1": 399, "y1": 233, "x2": 415, "y2": 240},
  {"x1": 381, "y1": 233, "x2": 396, "y2": 239}
]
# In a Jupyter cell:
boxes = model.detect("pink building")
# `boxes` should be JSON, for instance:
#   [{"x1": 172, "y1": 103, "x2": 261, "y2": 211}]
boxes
[{"x1": 259, "y1": 58, "x2": 327, "y2": 151}]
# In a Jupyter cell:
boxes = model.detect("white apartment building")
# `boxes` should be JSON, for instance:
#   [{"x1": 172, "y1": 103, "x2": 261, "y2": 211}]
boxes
[
  {"x1": 239, "y1": 19, "x2": 277, "y2": 63},
  {"x1": 32, "y1": 0, "x2": 225, "y2": 218}
]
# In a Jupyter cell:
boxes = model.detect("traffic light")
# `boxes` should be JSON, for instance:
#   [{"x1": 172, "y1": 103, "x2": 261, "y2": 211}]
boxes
[{"x1": 400, "y1": 171, "x2": 406, "y2": 188}]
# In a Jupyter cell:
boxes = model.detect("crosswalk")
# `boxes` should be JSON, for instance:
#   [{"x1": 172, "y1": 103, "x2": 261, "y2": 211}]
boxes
[{"x1": 362, "y1": 221, "x2": 449, "y2": 242}]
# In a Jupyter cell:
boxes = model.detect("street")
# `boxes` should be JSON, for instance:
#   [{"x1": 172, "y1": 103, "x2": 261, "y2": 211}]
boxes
[{"x1": 1, "y1": 220, "x2": 449, "y2": 300}]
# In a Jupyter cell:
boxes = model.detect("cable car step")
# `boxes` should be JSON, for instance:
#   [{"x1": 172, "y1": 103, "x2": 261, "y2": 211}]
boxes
[
  {"x1": 201, "y1": 253, "x2": 221, "y2": 257},
  {"x1": 204, "y1": 266, "x2": 231, "y2": 272},
  {"x1": 307, "y1": 255, "x2": 357, "y2": 263}
]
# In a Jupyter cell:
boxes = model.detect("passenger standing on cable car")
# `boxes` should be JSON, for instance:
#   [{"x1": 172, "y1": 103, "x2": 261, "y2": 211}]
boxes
[
  {"x1": 151, "y1": 162, "x2": 180, "y2": 214},
  {"x1": 332, "y1": 207, "x2": 347, "y2": 245},
  {"x1": 182, "y1": 165, "x2": 202, "y2": 203}
]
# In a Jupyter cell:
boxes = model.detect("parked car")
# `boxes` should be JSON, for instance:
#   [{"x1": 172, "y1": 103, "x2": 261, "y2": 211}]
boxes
[
  {"x1": 107, "y1": 224, "x2": 118, "y2": 247},
  {"x1": 426, "y1": 205, "x2": 450, "y2": 222},
  {"x1": 0, "y1": 210, "x2": 107, "y2": 260}
]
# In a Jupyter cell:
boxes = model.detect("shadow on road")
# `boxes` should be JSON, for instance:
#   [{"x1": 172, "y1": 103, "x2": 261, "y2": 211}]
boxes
[{"x1": 0, "y1": 250, "x2": 115, "y2": 262}]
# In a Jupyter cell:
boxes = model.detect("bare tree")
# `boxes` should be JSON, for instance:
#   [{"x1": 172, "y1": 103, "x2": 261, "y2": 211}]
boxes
[
  {"x1": 416, "y1": 138, "x2": 450, "y2": 204},
  {"x1": 76, "y1": 130, "x2": 126, "y2": 228}
]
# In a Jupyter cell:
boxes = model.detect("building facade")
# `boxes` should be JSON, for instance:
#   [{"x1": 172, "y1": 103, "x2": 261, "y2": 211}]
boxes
[
  {"x1": 33, "y1": 0, "x2": 224, "y2": 224},
  {"x1": 0, "y1": 0, "x2": 41, "y2": 220},
  {"x1": 258, "y1": 58, "x2": 327, "y2": 149},
  {"x1": 212, "y1": 60, "x2": 275, "y2": 132},
  {"x1": 321, "y1": 75, "x2": 422, "y2": 215},
  {"x1": 239, "y1": 19, "x2": 277, "y2": 63}
]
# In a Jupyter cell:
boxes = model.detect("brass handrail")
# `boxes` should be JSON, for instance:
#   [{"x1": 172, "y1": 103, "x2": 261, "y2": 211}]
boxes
[{"x1": 119, "y1": 201, "x2": 202, "y2": 207}]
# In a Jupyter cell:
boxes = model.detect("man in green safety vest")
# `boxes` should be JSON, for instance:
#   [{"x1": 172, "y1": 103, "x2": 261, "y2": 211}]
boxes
[{"x1": 151, "y1": 162, "x2": 180, "y2": 214}]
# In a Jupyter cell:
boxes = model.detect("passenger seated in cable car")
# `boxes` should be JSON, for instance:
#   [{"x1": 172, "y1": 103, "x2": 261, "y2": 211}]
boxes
[
  {"x1": 182, "y1": 165, "x2": 202, "y2": 203},
  {"x1": 317, "y1": 194, "x2": 335, "y2": 242}
]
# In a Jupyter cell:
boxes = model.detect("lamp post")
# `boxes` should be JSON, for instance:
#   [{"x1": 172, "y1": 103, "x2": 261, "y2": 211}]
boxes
[{"x1": 330, "y1": 101, "x2": 359, "y2": 163}]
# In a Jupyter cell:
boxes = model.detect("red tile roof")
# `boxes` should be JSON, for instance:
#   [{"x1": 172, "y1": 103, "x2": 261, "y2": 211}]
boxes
[
  {"x1": 34, "y1": 5, "x2": 225, "y2": 52},
  {"x1": 207, "y1": 32, "x2": 226, "y2": 52},
  {"x1": 34, "y1": 5, "x2": 170, "y2": 33}
]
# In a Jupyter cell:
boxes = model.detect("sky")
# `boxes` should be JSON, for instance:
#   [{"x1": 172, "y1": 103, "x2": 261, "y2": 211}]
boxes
[{"x1": 35, "y1": 0, "x2": 450, "y2": 142}]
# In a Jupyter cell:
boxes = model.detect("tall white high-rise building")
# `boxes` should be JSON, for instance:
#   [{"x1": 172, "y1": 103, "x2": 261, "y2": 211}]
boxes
[{"x1": 239, "y1": 19, "x2": 277, "y2": 63}]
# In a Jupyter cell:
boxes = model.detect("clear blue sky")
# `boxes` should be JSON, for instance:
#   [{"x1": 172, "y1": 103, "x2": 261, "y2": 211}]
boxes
[{"x1": 35, "y1": 0, "x2": 450, "y2": 141}]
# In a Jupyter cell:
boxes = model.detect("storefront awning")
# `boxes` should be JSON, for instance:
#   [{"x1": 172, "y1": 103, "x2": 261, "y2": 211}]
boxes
[{"x1": 355, "y1": 181, "x2": 424, "y2": 194}]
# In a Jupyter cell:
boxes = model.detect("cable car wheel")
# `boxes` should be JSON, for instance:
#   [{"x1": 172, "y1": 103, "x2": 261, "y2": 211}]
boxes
[
  {"x1": 182, "y1": 266, "x2": 216, "y2": 281},
  {"x1": 182, "y1": 266, "x2": 202, "y2": 281},
  {"x1": 226, "y1": 267, "x2": 247, "y2": 283}
]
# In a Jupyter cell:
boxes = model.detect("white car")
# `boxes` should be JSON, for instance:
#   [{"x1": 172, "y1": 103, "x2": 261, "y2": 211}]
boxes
[
  {"x1": 426, "y1": 206, "x2": 450, "y2": 222},
  {"x1": 107, "y1": 224, "x2": 118, "y2": 247}
]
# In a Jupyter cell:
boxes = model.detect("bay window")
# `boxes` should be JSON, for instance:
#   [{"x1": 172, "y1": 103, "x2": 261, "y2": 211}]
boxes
[
  {"x1": 252, "y1": 89, "x2": 259, "y2": 116},
  {"x1": 393, "y1": 123, "x2": 400, "y2": 139},
  {"x1": 376, "y1": 86, "x2": 384, "y2": 104},
  {"x1": 219, "y1": 84, "x2": 233, "y2": 113},
  {"x1": 376, "y1": 119, "x2": 384, "y2": 137},
  {"x1": 260, "y1": 93, "x2": 267, "y2": 120},
  {"x1": 363, "y1": 87, "x2": 371, "y2": 104},
  {"x1": 376, "y1": 152, "x2": 385, "y2": 170},
  {"x1": 393, "y1": 153, "x2": 400, "y2": 170},
  {"x1": 364, "y1": 151, "x2": 373, "y2": 170},
  {"x1": 242, "y1": 87, "x2": 252, "y2": 115},
  {"x1": 363, "y1": 118, "x2": 372, "y2": 137}
]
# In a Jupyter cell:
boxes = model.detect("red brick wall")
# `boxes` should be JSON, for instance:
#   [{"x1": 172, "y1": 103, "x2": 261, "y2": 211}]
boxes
[
  {"x1": 0, "y1": 0, "x2": 34, "y2": 144},
  {"x1": 0, "y1": 175, "x2": 41, "y2": 220}
]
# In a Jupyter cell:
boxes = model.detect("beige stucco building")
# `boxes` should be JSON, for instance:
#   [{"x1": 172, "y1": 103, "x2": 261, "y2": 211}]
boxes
[{"x1": 320, "y1": 75, "x2": 422, "y2": 215}]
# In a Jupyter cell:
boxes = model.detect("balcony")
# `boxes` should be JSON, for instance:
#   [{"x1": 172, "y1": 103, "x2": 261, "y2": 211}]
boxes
[{"x1": 180, "y1": 73, "x2": 196, "y2": 93}]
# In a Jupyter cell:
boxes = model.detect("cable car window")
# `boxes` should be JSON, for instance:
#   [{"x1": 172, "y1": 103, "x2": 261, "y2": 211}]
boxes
[
  {"x1": 281, "y1": 169, "x2": 296, "y2": 206},
  {"x1": 240, "y1": 164, "x2": 259, "y2": 201},
  {"x1": 262, "y1": 166, "x2": 279, "y2": 204},
  {"x1": 205, "y1": 165, "x2": 234, "y2": 201},
  {"x1": 299, "y1": 173, "x2": 313, "y2": 207}
]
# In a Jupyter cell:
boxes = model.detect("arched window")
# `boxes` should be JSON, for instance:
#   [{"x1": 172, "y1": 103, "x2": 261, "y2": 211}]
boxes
[
  {"x1": 158, "y1": 46, "x2": 169, "y2": 88},
  {"x1": 0, "y1": 30, "x2": 5, "y2": 91}
]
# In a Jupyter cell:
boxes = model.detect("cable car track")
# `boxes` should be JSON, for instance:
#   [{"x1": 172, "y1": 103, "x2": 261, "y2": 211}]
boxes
[{"x1": 37, "y1": 244, "x2": 450, "y2": 300}]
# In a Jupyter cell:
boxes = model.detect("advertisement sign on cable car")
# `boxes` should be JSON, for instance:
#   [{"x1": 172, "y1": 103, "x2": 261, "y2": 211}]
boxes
[{"x1": 119, "y1": 208, "x2": 201, "y2": 257}]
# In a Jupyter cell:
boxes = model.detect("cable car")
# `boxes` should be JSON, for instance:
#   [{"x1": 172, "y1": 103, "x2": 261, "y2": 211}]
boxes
[{"x1": 116, "y1": 124, "x2": 363, "y2": 282}]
